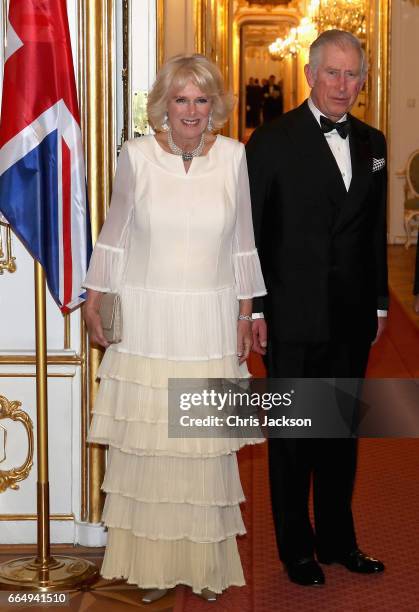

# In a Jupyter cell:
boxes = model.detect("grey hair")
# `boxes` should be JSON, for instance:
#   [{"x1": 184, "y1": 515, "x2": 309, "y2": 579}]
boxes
[
  {"x1": 309, "y1": 29, "x2": 367, "y2": 77},
  {"x1": 147, "y1": 54, "x2": 235, "y2": 131}
]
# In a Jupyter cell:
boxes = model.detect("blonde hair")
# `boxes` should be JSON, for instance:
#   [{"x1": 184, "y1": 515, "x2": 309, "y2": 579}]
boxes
[{"x1": 147, "y1": 54, "x2": 235, "y2": 131}]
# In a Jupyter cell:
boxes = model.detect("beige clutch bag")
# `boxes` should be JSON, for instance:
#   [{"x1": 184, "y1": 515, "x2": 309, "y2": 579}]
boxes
[{"x1": 99, "y1": 293, "x2": 122, "y2": 344}]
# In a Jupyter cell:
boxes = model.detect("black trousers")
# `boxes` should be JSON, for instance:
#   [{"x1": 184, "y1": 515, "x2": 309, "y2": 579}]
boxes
[{"x1": 265, "y1": 340, "x2": 371, "y2": 564}]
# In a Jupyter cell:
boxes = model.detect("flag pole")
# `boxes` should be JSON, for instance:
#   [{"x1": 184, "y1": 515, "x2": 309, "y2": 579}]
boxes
[
  {"x1": 0, "y1": 264, "x2": 98, "y2": 591},
  {"x1": 34, "y1": 260, "x2": 52, "y2": 571}
]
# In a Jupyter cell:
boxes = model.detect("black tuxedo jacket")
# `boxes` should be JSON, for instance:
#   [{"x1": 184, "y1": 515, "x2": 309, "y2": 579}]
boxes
[{"x1": 246, "y1": 100, "x2": 388, "y2": 344}]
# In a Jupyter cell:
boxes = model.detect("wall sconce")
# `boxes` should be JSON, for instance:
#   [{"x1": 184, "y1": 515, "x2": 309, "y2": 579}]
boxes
[{"x1": 0, "y1": 221, "x2": 17, "y2": 275}]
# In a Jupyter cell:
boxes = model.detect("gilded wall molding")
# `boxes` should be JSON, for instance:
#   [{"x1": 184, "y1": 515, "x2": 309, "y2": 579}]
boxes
[
  {"x1": 367, "y1": 0, "x2": 391, "y2": 134},
  {"x1": 122, "y1": 0, "x2": 129, "y2": 143},
  {"x1": 0, "y1": 373, "x2": 76, "y2": 378},
  {"x1": 0, "y1": 395, "x2": 34, "y2": 493},
  {"x1": 193, "y1": 0, "x2": 230, "y2": 75},
  {"x1": 80, "y1": 317, "x2": 88, "y2": 521},
  {"x1": 78, "y1": 0, "x2": 115, "y2": 524},
  {"x1": 0, "y1": 354, "x2": 82, "y2": 365},
  {"x1": 157, "y1": 0, "x2": 165, "y2": 69},
  {"x1": 379, "y1": 0, "x2": 391, "y2": 136},
  {"x1": 0, "y1": 514, "x2": 74, "y2": 521},
  {"x1": 193, "y1": 0, "x2": 231, "y2": 133},
  {"x1": 194, "y1": 0, "x2": 206, "y2": 54}
]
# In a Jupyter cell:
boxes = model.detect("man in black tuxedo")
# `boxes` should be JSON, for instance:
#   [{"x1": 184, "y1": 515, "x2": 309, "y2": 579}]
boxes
[
  {"x1": 262, "y1": 74, "x2": 283, "y2": 123},
  {"x1": 246, "y1": 30, "x2": 388, "y2": 586}
]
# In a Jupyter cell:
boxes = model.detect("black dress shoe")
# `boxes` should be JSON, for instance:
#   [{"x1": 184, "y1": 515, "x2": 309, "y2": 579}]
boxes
[
  {"x1": 318, "y1": 549, "x2": 385, "y2": 574},
  {"x1": 286, "y1": 558, "x2": 325, "y2": 586}
]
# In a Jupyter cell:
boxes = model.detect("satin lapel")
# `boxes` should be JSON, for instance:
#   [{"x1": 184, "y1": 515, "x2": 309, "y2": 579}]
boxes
[
  {"x1": 333, "y1": 116, "x2": 372, "y2": 233},
  {"x1": 286, "y1": 102, "x2": 347, "y2": 204}
]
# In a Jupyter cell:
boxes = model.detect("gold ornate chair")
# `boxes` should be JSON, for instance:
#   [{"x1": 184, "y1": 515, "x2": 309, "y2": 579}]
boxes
[{"x1": 403, "y1": 150, "x2": 419, "y2": 248}]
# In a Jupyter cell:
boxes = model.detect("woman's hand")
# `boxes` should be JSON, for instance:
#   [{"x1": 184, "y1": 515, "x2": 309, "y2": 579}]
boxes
[
  {"x1": 83, "y1": 290, "x2": 110, "y2": 349},
  {"x1": 237, "y1": 319, "x2": 253, "y2": 365}
]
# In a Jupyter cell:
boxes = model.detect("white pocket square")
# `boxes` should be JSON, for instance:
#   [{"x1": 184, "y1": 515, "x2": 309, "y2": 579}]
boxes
[{"x1": 372, "y1": 157, "x2": 385, "y2": 172}]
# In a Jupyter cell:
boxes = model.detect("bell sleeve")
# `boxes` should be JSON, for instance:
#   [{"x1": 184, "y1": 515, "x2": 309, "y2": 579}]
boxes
[
  {"x1": 83, "y1": 143, "x2": 135, "y2": 293},
  {"x1": 232, "y1": 145, "x2": 267, "y2": 300}
]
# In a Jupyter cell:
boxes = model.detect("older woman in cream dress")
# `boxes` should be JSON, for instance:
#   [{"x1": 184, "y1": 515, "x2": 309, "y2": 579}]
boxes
[{"x1": 83, "y1": 54, "x2": 266, "y2": 603}]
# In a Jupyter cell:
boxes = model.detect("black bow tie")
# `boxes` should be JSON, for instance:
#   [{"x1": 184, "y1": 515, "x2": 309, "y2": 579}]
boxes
[{"x1": 320, "y1": 115, "x2": 350, "y2": 139}]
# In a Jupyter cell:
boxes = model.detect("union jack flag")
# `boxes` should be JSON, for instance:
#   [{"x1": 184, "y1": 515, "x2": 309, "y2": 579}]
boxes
[{"x1": 0, "y1": 0, "x2": 92, "y2": 312}]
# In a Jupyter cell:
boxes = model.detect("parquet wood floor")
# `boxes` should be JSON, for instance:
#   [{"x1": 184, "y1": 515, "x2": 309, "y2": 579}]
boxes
[{"x1": 0, "y1": 545, "x2": 176, "y2": 611}]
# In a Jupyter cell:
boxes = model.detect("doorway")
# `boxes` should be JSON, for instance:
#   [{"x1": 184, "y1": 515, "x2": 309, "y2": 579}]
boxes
[{"x1": 239, "y1": 20, "x2": 299, "y2": 141}]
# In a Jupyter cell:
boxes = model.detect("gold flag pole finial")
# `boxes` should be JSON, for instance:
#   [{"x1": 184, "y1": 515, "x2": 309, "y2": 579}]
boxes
[{"x1": 0, "y1": 264, "x2": 99, "y2": 591}]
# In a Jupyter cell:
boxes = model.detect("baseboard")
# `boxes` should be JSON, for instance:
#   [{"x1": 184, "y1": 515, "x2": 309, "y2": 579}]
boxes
[{"x1": 74, "y1": 521, "x2": 108, "y2": 547}]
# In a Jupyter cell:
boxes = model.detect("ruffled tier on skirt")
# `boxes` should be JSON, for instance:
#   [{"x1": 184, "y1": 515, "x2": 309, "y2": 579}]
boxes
[
  {"x1": 89, "y1": 347, "x2": 262, "y2": 591},
  {"x1": 101, "y1": 528, "x2": 245, "y2": 594}
]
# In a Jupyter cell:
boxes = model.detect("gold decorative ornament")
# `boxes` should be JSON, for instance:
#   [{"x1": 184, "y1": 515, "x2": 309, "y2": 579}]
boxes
[
  {"x1": 0, "y1": 425, "x2": 5, "y2": 462},
  {"x1": 0, "y1": 221, "x2": 17, "y2": 275},
  {"x1": 0, "y1": 396, "x2": 34, "y2": 493}
]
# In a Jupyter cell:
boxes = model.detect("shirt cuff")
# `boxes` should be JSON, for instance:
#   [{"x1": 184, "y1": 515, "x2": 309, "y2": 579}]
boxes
[
  {"x1": 377, "y1": 309, "x2": 388, "y2": 317},
  {"x1": 252, "y1": 312, "x2": 264, "y2": 320}
]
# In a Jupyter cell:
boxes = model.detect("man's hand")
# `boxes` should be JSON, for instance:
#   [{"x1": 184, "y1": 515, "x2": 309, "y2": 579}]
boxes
[
  {"x1": 372, "y1": 315, "x2": 387, "y2": 345},
  {"x1": 237, "y1": 320, "x2": 253, "y2": 365},
  {"x1": 252, "y1": 318, "x2": 267, "y2": 355},
  {"x1": 414, "y1": 294, "x2": 419, "y2": 314}
]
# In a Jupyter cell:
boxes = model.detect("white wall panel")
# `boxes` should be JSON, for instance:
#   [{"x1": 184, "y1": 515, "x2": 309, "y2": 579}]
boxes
[
  {"x1": 0, "y1": 241, "x2": 66, "y2": 350},
  {"x1": 131, "y1": 0, "x2": 157, "y2": 92},
  {"x1": 0, "y1": 366, "x2": 81, "y2": 543}
]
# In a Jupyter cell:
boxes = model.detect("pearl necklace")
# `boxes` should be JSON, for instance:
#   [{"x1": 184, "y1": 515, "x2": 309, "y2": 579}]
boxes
[{"x1": 167, "y1": 129, "x2": 205, "y2": 162}]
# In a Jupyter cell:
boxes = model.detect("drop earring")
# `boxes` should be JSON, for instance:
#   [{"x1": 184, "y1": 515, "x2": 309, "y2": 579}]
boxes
[
  {"x1": 161, "y1": 112, "x2": 170, "y2": 132},
  {"x1": 207, "y1": 112, "x2": 214, "y2": 132}
]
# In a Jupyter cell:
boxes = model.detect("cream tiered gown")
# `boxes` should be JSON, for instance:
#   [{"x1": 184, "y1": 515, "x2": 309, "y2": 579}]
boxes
[{"x1": 84, "y1": 134, "x2": 266, "y2": 593}]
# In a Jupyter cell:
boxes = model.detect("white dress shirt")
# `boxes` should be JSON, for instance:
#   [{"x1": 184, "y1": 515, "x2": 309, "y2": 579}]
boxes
[{"x1": 308, "y1": 97, "x2": 352, "y2": 191}]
